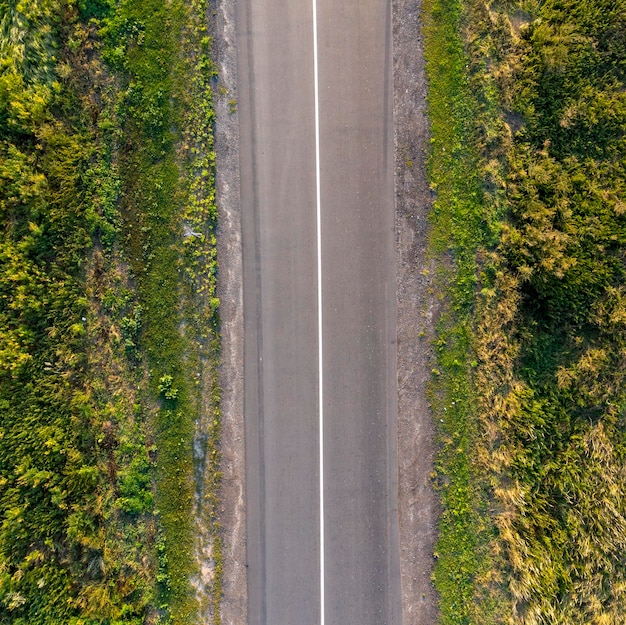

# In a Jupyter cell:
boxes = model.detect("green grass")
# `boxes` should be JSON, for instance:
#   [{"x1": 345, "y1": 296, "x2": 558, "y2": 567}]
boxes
[
  {"x1": 424, "y1": 0, "x2": 626, "y2": 623},
  {"x1": 101, "y1": 0, "x2": 221, "y2": 620},
  {"x1": 0, "y1": 2, "x2": 162, "y2": 622},
  {"x1": 178, "y1": 0, "x2": 223, "y2": 621},
  {"x1": 102, "y1": 1, "x2": 197, "y2": 619},
  {"x1": 0, "y1": 0, "x2": 220, "y2": 622},
  {"x1": 422, "y1": 0, "x2": 500, "y2": 622}
]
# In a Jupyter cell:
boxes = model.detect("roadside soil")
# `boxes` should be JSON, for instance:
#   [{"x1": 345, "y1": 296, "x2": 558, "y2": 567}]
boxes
[
  {"x1": 393, "y1": 0, "x2": 441, "y2": 622},
  {"x1": 213, "y1": 0, "x2": 440, "y2": 622},
  {"x1": 211, "y1": 0, "x2": 248, "y2": 622}
]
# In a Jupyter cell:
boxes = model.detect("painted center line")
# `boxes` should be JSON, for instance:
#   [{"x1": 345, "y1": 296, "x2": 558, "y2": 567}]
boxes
[{"x1": 311, "y1": 0, "x2": 324, "y2": 622}]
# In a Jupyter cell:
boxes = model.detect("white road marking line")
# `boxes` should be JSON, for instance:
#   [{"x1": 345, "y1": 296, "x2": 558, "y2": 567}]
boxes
[{"x1": 311, "y1": 0, "x2": 324, "y2": 621}]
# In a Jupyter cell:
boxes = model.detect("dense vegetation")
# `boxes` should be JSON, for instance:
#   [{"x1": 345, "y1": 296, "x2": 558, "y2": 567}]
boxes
[
  {"x1": 0, "y1": 0, "x2": 220, "y2": 623},
  {"x1": 424, "y1": 0, "x2": 626, "y2": 623}
]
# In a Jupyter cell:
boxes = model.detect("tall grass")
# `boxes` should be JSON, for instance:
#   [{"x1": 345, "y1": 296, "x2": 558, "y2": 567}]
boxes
[{"x1": 423, "y1": 0, "x2": 626, "y2": 623}]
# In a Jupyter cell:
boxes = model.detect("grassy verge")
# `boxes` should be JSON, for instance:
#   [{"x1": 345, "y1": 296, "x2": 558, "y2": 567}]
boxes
[
  {"x1": 421, "y1": 0, "x2": 491, "y2": 620},
  {"x1": 101, "y1": 1, "x2": 198, "y2": 619},
  {"x1": 1, "y1": 0, "x2": 221, "y2": 621},
  {"x1": 424, "y1": 0, "x2": 626, "y2": 623},
  {"x1": 101, "y1": 0, "x2": 221, "y2": 621},
  {"x1": 178, "y1": 0, "x2": 223, "y2": 621},
  {"x1": 422, "y1": 0, "x2": 512, "y2": 621}
]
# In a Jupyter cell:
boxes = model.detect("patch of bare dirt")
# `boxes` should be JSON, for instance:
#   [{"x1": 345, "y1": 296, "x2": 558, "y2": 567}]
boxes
[
  {"x1": 211, "y1": 0, "x2": 248, "y2": 622},
  {"x1": 393, "y1": 0, "x2": 441, "y2": 622}
]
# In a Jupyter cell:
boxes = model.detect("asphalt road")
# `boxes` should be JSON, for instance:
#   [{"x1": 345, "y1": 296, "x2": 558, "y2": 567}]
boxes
[{"x1": 238, "y1": 0, "x2": 401, "y2": 623}]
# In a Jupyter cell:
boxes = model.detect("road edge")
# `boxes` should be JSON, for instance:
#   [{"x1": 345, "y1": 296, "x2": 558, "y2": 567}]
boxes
[
  {"x1": 212, "y1": 0, "x2": 248, "y2": 621},
  {"x1": 393, "y1": 0, "x2": 441, "y2": 622}
]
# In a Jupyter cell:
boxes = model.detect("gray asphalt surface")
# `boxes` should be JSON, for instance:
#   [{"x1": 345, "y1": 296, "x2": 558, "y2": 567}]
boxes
[{"x1": 238, "y1": 0, "x2": 401, "y2": 623}]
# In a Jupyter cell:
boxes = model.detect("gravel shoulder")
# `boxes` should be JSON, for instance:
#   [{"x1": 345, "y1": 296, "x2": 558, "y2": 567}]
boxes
[
  {"x1": 214, "y1": 0, "x2": 439, "y2": 622},
  {"x1": 393, "y1": 0, "x2": 441, "y2": 622},
  {"x1": 211, "y1": 0, "x2": 248, "y2": 621}
]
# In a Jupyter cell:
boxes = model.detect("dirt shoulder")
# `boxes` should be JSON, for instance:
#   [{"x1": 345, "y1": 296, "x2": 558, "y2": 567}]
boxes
[
  {"x1": 212, "y1": 0, "x2": 248, "y2": 622},
  {"x1": 393, "y1": 0, "x2": 441, "y2": 622}
]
